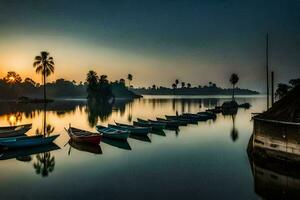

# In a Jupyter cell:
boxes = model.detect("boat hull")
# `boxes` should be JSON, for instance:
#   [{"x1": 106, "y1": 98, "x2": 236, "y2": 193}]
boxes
[{"x1": 0, "y1": 135, "x2": 59, "y2": 149}]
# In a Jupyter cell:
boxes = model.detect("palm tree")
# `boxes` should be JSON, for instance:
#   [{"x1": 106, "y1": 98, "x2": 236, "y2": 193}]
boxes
[
  {"x1": 175, "y1": 79, "x2": 179, "y2": 87},
  {"x1": 172, "y1": 83, "x2": 177, "y2": 95},
  {"x1": 181, "y1": 82, "x2": 185, "y2": 88},
  {"x1": 33, "y1": 51, "x2": 55, "y2": 101},
  {"x1": 187, "y1": 83, "x2": 191, "y2": 88},
  {"x1": 127, "y1": 74, "x2": 133, "y2": 87},
  {"x1": 229, "y1": 73, "x2": 239, "y2": 101}
]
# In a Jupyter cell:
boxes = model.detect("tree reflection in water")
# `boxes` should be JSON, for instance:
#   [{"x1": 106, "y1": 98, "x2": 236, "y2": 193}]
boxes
[
  {"x1": 34, "y1": 103, "x2": 56, "y2": 177},
  {"x1": 230, "y1": 114, "x2": 238, "y2": 142},
  {"x1": 33, "y1": 152, "x2": 55, "y2": 177},
  {"x1": 86, "y1": 99, "x2": 113, "y2": 127}
]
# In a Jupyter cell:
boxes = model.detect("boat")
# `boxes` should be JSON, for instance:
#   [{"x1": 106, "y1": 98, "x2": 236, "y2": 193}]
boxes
[
  {"x1": 0, "y1": 123, "x2": 32, "y2": 131},
  {"x1": 96, "y1": 125, "x2": 130, "y2": 140},
  {"x1": 0, "y1": 135, "x2": 59, "y2": 149},
  {"x1": 156, "y1": 117, "x2": 187, "y2": 126},
  {"x1": 69, "y1": 140, "x2": 102, "y2": 154},
  {"x1": 149, "y1": 119, "x2": 179, "y2": 129},
  {"x1": 133, "y1": 120, "x2": 165, "y2": 130},
  {"x1": 197, "y1": 111, "x2": 217, "y2": 119},
  {"x1": 66, "y1": 126, "x2": 101, "y2": 144},
  {"x1": 0, "y1": 124, "x2": 32, "y2": 138},
  {"x1": 137, "y1": 118, "x2": 166, "y2": 129},
  {"x1": 165, "y1": 115, "x2": 198, "y2": 124},
  {"x1": 109, "y1": 123, "x2": 150, "y2": 135}
]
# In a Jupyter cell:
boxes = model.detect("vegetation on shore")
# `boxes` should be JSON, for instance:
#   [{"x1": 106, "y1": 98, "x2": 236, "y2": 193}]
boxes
[
  {"x1": 134, "y1": 81, "x2": 258, "y2": 96},
  {"x1": 0, "y1": 71, "x2": 141, "y2": 100}
]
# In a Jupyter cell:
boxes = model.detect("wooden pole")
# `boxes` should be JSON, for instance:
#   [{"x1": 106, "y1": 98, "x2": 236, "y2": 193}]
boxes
[
  {"x1": 266, "y1": 33, "x2": 269, "y2": 109},
  {"x1": 271, "y1": 71, "x2": 274, "y2": 106}
]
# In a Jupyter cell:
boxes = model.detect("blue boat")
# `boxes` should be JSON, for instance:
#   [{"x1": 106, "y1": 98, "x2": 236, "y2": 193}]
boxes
[
  {"x1": 110, "y1": 123, "x2": 150, "y2": 135},
  {"x1": 0, "y1": 135, "x2": 59, "y2": 149}
]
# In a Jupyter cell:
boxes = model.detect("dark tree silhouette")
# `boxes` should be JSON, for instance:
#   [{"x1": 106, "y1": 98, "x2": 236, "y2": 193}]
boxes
[
  {"x1": 3, "y1": 71, "x2": 22, "y2": 84},
  {"x1": 181, "y1": 82, "x2": 185, "y2": 88},
  {"x1": 175, "y1": 79, "x2": 179, "y2": 87},
  {"x1": 127, "y1": 74, "x2": 133, "y2": 87},
  {"x1": 230, "y1": 73, "x2": 239, "y2": 101},
  {"x1": 187, "y1": 83, "x2": 191, "y2": 88},
  {"x1": 275, "y1": 83, "x2": 291, "y2": 99},
  {"x1": 33, "y1": 51, "x2": 55, "y2": 101}
]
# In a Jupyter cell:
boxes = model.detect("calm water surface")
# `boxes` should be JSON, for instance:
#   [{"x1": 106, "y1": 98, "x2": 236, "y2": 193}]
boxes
[{"x1": 0, "y1": 96, "x2": 266, "y2": 199}]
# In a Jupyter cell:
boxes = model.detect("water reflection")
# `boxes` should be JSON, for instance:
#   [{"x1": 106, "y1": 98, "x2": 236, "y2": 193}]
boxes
[
  {"x1": 248, "y1": 117, "x2": 300, "y2": 198},
  {"x1": 102, "y1": 138, "x2": 132, "y2": 150},
  {"x1": 129, "y1": 134, "x2": 151, "y2": 143},
  {"x1": 68, "y1": 140, "x2": 102, "y2": 155},
  {"x1": 33, "y1": 151, "x2": 56, "y2": 177},
  {"x1": 0, "y1": 143, "x2": 60, "y2": 161},
  {"x1": 230, "y1": 114, "x2": 238, "y2": 142},
  {"x1": 248, "y1": 149, "x2": 300, "y2": 198}
]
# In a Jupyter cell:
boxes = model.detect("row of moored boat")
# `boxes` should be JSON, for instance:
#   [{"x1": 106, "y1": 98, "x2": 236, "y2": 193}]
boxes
[{"x1": 0, "y1": 111, "x2": 216, "y2": 150}]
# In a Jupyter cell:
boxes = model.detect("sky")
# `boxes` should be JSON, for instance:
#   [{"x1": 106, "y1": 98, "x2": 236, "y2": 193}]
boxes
[{"x1": 0, "y1": 0, "x2": 299, "y2": 92}]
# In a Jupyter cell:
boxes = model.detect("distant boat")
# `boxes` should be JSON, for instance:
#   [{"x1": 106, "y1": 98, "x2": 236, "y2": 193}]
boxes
[
  {"x1": 134, "y1": 120, "x2": 165, "y2": 130},
  {"x1": 68, "y1": 140, "x2": 102, "y2": 154},
  {"x1": 65, "y1": 126, "x2": 101, "y2": 144},
  {"x1": 165, "y1": 115, "x2": 198, "y2": 124},
  {"x1": 0, "y1": 135, "x2": 59, "y2": 149},
  {"x1": 137, "y1": 118, "x2": 166, "y2": 129},
  {"x1": 0, "y1": 124, "x2": 32, "y2": 138},
  {"x1": 110, "y1": 123, "x2": 150, "y2": 135},
  {"x1": 96, "y1": 125, "x2": 130, "y2": 140},
  {"x1": 156, "y1": 117, "x2": 187, "y2": 126}
]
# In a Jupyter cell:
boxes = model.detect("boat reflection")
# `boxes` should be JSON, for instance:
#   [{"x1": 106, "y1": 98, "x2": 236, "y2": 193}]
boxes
[
  {"x1": 248, "y1": 149, "x2": 300, "y2": 198},
  {"x1": 248, "y1": 118, "x2": 300, "y2": 198},
  {"x1": 151, "y1": 130, "x2": 166, "y2": 137},
  {"x1": 0, "y1": 143, "x2": 60, "y2": 161},
  {"x1": 68, "y1": 140, "x2": 102, "y2": 154},
  {"x1": 129, "y1": 134, "x2": 151, "y2": 143},
  {"x1": 101, "y1": 138, "x2": 132, "y2": 150}
]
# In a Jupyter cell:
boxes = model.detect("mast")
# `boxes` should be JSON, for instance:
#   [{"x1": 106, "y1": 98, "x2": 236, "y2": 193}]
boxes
[
  {"x1": 266, "y1": 33, "x2": 269, "y2": 109},
  {"x1": 271, "y1": 71, "x2": 274, "y2": 106}
]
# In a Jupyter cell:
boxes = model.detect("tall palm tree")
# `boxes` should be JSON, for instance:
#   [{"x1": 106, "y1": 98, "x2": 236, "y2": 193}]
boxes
[
  {"x1": 175, "y1": 79, "x2": 179, "y2": 87},
  {"x1": 33, "y1": 51, "x2": 55, "y2": 102},
  {"x1": 229, "y1": 73, "x2": 239, "y2": 101},
  {"x1": 127, "y1": 74, "x2": 133, "y2": 87}
]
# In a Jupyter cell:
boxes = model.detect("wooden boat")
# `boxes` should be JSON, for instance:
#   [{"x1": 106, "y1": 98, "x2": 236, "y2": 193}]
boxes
[
  {"x1": 0, "y1": 123, "x2": 32, "y2": 131},
  {"x1": 156, "y1": 117, "x2": 187, "y2": 126},
  {"x1": 109, "y1": 123, "x2": 150, "y2": 135},
  {"x1": 66, "y1": 127, "x2": 101, "y2": 144},
  {"x1": 137, "y1": 118, "x2": 166, "y2": 129},
  {"x1": 197, "y1": 112, "x2": 217, "y2": 119},
  {"x1": 149, "y1": 119, "x2": 179, "y2": 129},
  {"x1": 0, "y1": 134, "x2": 59, "y2": 149},
  {"x1": 165, "y1": 115, "x2": 198, "y2": 124},
  {"x1": 69, "y1": 140, "x2": 102, "y2": 154},
  {"x1": 96, "y1": 125, "x2": 129, "y2": 140},
  {"x1": 0, "y1": 125, "x2": 32, "y2": 138},
  {"x1": 133, "y1": 120, "x2": 165, "y2": 130}
]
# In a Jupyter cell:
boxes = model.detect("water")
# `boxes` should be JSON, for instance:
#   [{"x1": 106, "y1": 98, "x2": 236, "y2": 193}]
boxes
[{"x1": 0, "y1": 96, "x2": 267, "y2": 199}]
